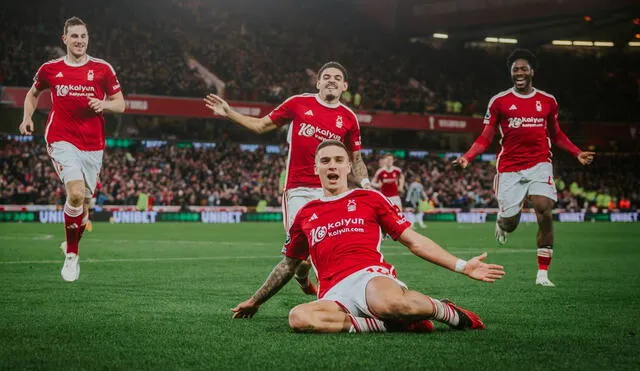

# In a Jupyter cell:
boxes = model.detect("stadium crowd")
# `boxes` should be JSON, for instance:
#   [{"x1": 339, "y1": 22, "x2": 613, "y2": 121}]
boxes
[
  {"x1": 2, "y1": 0, "x2": 639, "y2": 121},
  {"x1": 2, "y1": 139, "x2": 638, "y2": 212}
]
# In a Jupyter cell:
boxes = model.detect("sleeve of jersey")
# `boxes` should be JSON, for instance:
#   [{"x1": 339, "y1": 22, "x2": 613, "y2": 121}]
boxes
[
  {"x1": 346, "y1": 114, "x2": 362, "y2": 151},
  {"x1": 281, "y1": 216, "x2": 309, "y2": 260},
  {"x1": 462, "y1": 123, "x2": 496, "y2": 162},
  {"x1": 548, "y1": 101, "x2": 581, "y2": 157},
  {"x1": 463, "y1": 101, "x2": 498, "y2": 161},
  {"x1": 375, "y1": 193, "x2": 411, "y2": 240},
  {"x1": 32, "y1": 65, "x2": 48, "y2": 90},
  {"x1": 104, "y1": 66, "x2": 122, "y2": 96},
  {"x1": 268, "y1": 98, "x2": 294, "y2": 127}
]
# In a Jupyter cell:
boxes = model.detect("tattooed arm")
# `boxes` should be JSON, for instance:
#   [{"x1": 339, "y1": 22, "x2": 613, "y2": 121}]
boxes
[
  {"x1": 351, "y1": 151, "x2": 372, "y2": 188},
  {"x1": 231, "y1": 257, "x2": 302, "y2": 318}
]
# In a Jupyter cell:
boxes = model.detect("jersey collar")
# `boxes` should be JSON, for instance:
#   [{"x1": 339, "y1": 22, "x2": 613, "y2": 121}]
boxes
[
  {"x1": 64, "y1": 55, "x2": 90, "y2": 67},
  {"x1": 314, "y1": 94, "x2": 340, "y2": 108},
  {"x1": 511, "y1": 87, "x2": 536, "y2": 99},
  {"x1": 320, "y1": 189, "x2": 356, "y2": 202}
]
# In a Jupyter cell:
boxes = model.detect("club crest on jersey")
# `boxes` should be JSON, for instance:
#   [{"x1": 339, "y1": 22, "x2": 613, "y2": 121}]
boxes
[
  {"x1": 347, "y1": 199, "x2": 357, "y2": 212},
  {"x1": 536, "y1": 100, "x2": 542, "y2": 112},
  {"x1": 336, "y1": 115, "x2": 343, "y2": 128},
  {"x1": 87, "y1": 70, "x2": 94, "y2": 81}
]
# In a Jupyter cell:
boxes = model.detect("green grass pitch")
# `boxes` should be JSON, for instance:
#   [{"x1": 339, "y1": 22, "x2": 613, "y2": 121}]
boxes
[{"x1": 1, "y1": 222, "x2": 639, "y2": 370}]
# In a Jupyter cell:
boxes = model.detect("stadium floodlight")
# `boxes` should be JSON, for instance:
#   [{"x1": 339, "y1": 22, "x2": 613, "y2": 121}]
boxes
[
  {"x1": 573, "y1": 41, "x2": 594, "y2": 46},
  {"x1": 484, "y1": 37, "x2": 499, "y2": 42},
  {"x1": 552, "y1": 40, "x2": 572, "y2": 46},
  {"x1": 594, "y1": 41, "x2": 614, "y2": 47},
  {"x1": 433, "y1": 33, "x2": 448, "y2": 39},
  {"x1": 498, "y1": 38, "x2": 518, "y2": 44},
  {"x1": 629, "y1": 41, "x2": 640, "y2": 47}
]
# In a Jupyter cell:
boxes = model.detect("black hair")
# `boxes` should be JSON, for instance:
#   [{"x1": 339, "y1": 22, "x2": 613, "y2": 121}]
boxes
[
  {"x1": 318, "y1": 61, "x2": 348, "y2": 81},
  {"x1": 507, "y1": 48, "x2": 538, "y2": 71}
]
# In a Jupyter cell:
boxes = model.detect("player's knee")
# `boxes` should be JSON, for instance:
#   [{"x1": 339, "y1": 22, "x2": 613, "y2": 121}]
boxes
[
  {"x1": 374, "y1": 298, "x2": 413, "y2": 319},
  {"x1": 499, "y1": 216, "x2": 519, "y2": 232},
  {"x1": 288, "y1": 306, "x2": 313, "y2": 332},
  {"x1": 66, "y1": 188, "x2": 85, "y2": 206}
]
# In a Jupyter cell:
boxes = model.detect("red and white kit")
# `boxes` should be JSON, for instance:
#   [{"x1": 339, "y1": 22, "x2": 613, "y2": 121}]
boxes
[
  {"x1": 282, "y1": 189, "x2": 412, "y2": 317},
  {"x1": 34, "y1": 56, "x2": 121, "y2": 195},
  {"x1": 466, "y1": 88, "x2": 581, "y2": 217},
  {"x1": 269, "y1": 93, "x2": 362, "y2": 230},
  {"x1": 373, "y1": 166, "x2": 402, "y2": 208}
]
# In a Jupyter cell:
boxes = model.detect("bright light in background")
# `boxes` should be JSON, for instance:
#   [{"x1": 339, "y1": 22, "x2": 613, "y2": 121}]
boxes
[
  {"x1": 573, "y1": 41, "x2": 594, "y2": 46},
  {"x1": 498, "y1": 38, "x2": 518, "y2": 44},
  {"x1": 594, "y1": 41, "x2": 614, "y2": 47},
  {"x1": 629, "y1": 41, "x2": 640, "y2": 47},
  {"x1": 635, "y1": 33, "x2": 640, "y2": 39},
  {"x1": 583, "y1": 15, "x2": 592, "y2": 22},
  {"x1": 432, "y1": 33, "x2": 448, "y2": 39},
  {"x1": 552, "y1": 40, "x2": 572, "y2": 46},
  {"x1": 484, "y1": 37, "x2": 498, "y2": 42}
]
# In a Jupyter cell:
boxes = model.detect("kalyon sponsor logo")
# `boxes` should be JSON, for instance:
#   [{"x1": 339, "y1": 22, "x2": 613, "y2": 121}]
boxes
[
  {"x1": 298, "y1": 123, "x2": 342, "y2": 141},
  {"x1": 311, "y1": 218, "x2": 365, "y2": 246},
  {"x1": 55, "y1": 85, "x2": 95, "y2": 97},
  {"x1": 508, "y1": 117, "x2": 545, "y2": 128}
]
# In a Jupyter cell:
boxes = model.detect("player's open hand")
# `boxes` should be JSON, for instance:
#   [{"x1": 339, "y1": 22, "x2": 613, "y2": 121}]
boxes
[
  {"x1": 452, "y1": 157, "x2": 469, "y2": 170},
  {"x1": 577, "y1": 151, "x2": 595, "y2": 166},
  {"x1": 19, "y1": 119, "x2": 34, "y2": 135},
  {"x1": 231, "y1": 298, "x2": 261, "y2": 319},
  {"x1": 463, "y1": 252, "x2": 505, "y2": 283},
  {"x1": 204, "y1": 94, "x2": 231, "y2": 117},
  {"x1": 88, "y1": 97, "x2": 104, "y2": 113}
]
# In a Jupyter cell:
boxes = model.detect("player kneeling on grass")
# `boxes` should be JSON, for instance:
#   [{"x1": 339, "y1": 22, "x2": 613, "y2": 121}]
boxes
[{"x1": 232, "y1": 140, "x2": 505, "y2": 333}]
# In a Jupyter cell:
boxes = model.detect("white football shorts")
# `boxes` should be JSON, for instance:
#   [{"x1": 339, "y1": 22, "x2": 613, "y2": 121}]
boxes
[
  {"x1": 318, "y1": 266, "x2": 407, "y2": 319},
  {"x1": 48, "y1": 141, "x2": 103, "y2": 198},
  {"x1": 282, "y1": 187, "x2": 324, "y2": 232},
  {"x1": 494, "y1": 162, "x2": 557, "y2": 218}
]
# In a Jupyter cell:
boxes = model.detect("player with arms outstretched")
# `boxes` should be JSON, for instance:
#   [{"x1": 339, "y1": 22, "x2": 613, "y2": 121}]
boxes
[
  {"x1": 18, "y1": 17, "x2": 125, "y2": 282},
  {"x1": 205, "y1": 62, "x2": 371, "y2": 295},
  {"x1": 372, "y1": 153, "x2": 404, "y2": 209},
  {"x1": 453, "y1": 49, "x2": 594, "y2": 287},
  {"x1": 232, "y1": 140, "x2": 505, "y2": 333}
]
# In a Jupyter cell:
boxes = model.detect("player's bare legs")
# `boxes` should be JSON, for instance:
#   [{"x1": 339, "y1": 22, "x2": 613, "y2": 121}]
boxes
[
  {"x1": 61, "y1": 179, "x2": 85, "y2": 282},
  {"x1": 496, "y1": 212, "x2": 520, "y2": 245},
  {"x1": 288, "y1": 276, "x2": 485, "y2": 333},
  {"x1": 365, "y1": 276, "x2": 484, "y2": 330},
  {"x1": 530, "y1": 195, "x2": 556, "y2": 287},
  {"x1": 288, "y1": 301, "x2": 352, "y2": 333}
]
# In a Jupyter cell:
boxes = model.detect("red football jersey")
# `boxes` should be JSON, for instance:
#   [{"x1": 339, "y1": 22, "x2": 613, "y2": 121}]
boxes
[
  {"x1": 282, "y1": 189, "x2": 411, "y2": 298},
  {"x1": 33, "y1": 56, "x2": 122, "y2": 151},
  {"x1": 483, "y1": 88, "x2": 578, "y2": 172},
  {"x1": 373, "y1": 166, "x2": 402, "y2": 197},
  {"x1": 269, "y1": 94, "x2": 362, "y2": 190}
]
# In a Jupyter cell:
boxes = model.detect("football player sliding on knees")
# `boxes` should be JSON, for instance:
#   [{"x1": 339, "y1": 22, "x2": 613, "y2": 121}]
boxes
[{"x1": 231, "y1": 140, "x2": 505, "y2": 333}]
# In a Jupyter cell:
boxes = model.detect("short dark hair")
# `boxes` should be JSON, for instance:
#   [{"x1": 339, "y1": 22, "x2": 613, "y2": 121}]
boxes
[
  {"x1": 315, "y1": 139, "x2": 348, "y2": 158},
  {"x1": 318, "y1": 61, "x2": 348, "y2": 81},
  {"x1": 64, "y1": 16, "x2": 87, "y2": 35},
  {"x1": 507, "y1": 48, "x2": 538, "y2": 71}
]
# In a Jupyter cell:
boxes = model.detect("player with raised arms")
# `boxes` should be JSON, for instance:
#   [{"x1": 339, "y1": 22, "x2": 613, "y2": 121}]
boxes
[
  {"x1": 453, "y1": 49, "x2": 594, "y2": 287},
  {"x1": 19, "y1": 16, "x2": 125, "y2": 282},
  {"x1": 231, "y1": 140, "x2": 505, "y2": 333},
  {"x1": 205, "y1": 62, "x2": 371, "y2": 295}
]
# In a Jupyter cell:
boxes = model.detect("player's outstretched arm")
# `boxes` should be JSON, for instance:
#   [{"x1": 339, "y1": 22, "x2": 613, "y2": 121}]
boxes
[
  {"x1": 231, "y1": 256, "x2": 302, "y2": 319},
  {"x1": 19, "y1": 86, "x2": 43, "y2": 135},
  {"x1": 351, "y1": 151, "x2": 372, "y2": 188},
  {"x1": 204, "y1": 93, "x2": 276, "y2": 134},
  {"x1": 398, "y1": 228, "x2": 505, "y2": 283},
  {"x1": 453, "y1": 124, "x2": 497, "y2": 169}
]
